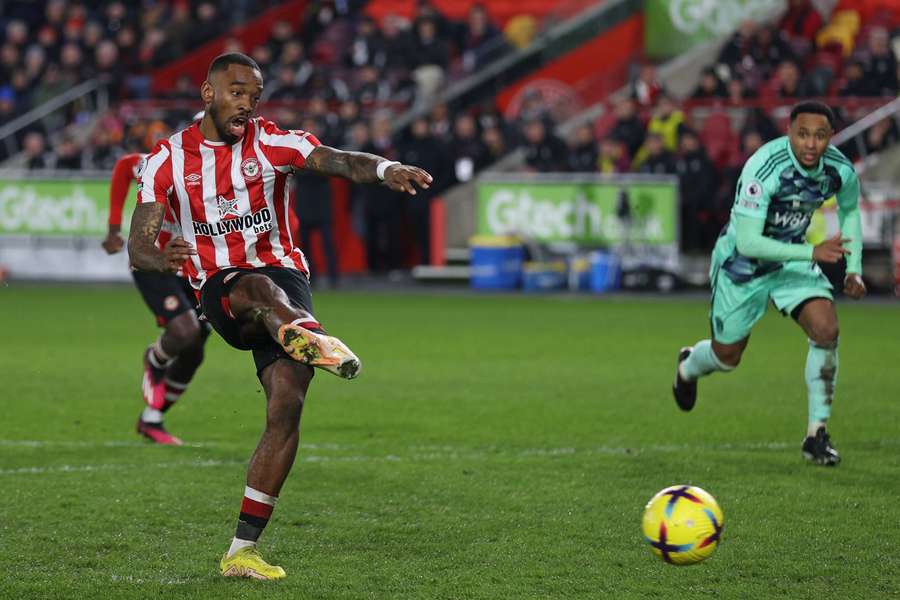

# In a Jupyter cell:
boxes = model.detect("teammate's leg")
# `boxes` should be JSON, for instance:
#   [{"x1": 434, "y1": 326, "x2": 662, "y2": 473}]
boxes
[
  {"x1": 228, "y1": 274, "x2": 360, "y2": 379},
  {"x1": 221, "y1": 359, "x2": 313, "y2": 579},
  {"x1": 139, "y1": 311, "x2": 206, "y2": 444},
  {"x1": 152, "y1": 319, "x2": 209, "y2": 414},
  {"x1": 163, "y1": 327, "x2": 207, "y2": 395},
  {"x1": 795, "y1": 298, "x2": 841, "y2": 465}
]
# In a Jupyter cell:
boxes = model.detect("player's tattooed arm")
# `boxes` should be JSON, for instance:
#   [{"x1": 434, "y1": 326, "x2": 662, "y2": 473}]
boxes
[
  {"x1": 305, "y1": 145, "x2": 433, "y2": 195},
  {"x1": 128, "y1": 203, "x2": 166, "y2": 271},
  {"x1": 128, "y1": 203, "x2": 196, "y2": 272},
  {"x1": 305, "y1": 145, "x2": 380, "y2": 182}
]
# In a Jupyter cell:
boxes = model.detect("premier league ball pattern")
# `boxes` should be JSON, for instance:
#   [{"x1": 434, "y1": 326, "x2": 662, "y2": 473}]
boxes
[{"x1": 642, "y1": 485, "x2": 724, "y2": 566}]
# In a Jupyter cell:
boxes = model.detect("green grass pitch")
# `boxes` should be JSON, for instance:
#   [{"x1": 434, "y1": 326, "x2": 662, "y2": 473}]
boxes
[{"x1": 2, "y1": 284, "x2": 899, "y2": 599}]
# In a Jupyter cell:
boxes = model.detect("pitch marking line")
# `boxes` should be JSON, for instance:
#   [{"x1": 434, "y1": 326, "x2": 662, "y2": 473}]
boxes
[{"x1": 3, "y1": 439, "x2": 898, "y2": 476}]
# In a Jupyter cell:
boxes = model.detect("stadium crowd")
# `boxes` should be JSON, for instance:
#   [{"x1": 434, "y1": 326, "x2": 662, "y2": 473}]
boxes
[
  {"x1": 1, "y1": 0, "x2": 515, "y2": 160},
  {"x1": 570, "y1": 3, "x2": 900, "y2": 251},
  {"x1": 3, "y1": 0, "x2": 900, "y2": 267}
]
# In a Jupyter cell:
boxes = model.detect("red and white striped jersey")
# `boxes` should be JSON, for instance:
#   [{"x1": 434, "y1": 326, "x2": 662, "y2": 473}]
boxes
[
  {"x1": 137, "y1": 118, "x2": 321, "y2": 289},
  {"x1": 112, "y1": 152, "x2": 191, "y2": 278}
]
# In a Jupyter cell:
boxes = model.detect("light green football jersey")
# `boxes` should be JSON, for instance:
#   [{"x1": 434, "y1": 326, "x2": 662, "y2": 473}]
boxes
[{"x1": 715, "y1": 136, "x2": 859, "y2": 283}]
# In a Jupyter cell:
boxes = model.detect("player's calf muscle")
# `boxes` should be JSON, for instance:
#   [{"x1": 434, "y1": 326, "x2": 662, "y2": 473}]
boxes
[{"x1": 164, "y1": 313, "x2": 202, "y2": 350}]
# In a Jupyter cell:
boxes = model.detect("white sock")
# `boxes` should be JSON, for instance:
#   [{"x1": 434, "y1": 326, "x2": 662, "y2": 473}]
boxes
[
  {"x1": 807, "y1": 420, "x2": 827, "y2": 438},
  {"x1": 227, "y1": 537, "x2": 256, "y2": 558},
  {"x1": 141, "y1": 407, "x2": 163, "y2": 423}
]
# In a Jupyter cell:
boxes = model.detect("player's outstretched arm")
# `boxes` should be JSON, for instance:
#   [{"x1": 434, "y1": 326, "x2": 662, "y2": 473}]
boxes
[
  {"x1": 304, "y1": 145, "x2": 433, "y2": 195},
  {"x1": 128, "y1": 203, "x2": 194, "y2": 272}
]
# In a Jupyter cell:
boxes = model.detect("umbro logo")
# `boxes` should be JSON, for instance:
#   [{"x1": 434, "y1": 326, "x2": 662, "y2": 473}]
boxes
[{"x1": 185, "y1": 173, "x2": 201, "y2": 187}]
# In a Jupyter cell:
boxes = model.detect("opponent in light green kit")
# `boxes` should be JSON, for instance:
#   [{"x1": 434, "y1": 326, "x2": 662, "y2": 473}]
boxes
[{"x1": 673, "y1": 102, "x2": 867, "y2": 466}]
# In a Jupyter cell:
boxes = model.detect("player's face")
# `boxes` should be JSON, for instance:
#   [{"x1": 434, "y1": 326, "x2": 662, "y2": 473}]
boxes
[
  {"x1": 201, "y1": 64, "x2": 263, "y2": 144},
  {"x1": 788, "y1": 113, "x2": 832, "y2": 168}
]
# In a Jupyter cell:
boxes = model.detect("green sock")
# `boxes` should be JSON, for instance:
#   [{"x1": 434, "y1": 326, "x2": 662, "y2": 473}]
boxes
[
  {"x1": 806, "y1": 340, "x2": 838, "y2": 425},
  {"x1": 680, "y1": 339, "x2": 733, "y2": 381}
]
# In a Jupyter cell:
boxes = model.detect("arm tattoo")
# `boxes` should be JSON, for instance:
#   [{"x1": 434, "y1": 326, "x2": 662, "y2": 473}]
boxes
[
  {"x1": 127, "y1": 202, "x2": 168, "y2": 271},
  {"x1": 304, "y1": 145, "x2": 382, "y2": 183}
]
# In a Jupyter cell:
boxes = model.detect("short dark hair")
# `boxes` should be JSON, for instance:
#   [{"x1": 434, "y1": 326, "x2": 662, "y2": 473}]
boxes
[
  {"x1": 790, "y1": 101, "x2": 835, "y2": 129},
  {"x1": 207, "y1": 52, "x2": 260, "y2": 78}
]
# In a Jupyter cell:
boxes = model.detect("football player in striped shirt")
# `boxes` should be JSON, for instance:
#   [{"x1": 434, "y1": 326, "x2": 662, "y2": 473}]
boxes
[
  {"x1": 104, "y1": 148, "x2": 210, "y2": 446},
  {"x1": 128, "y1": 53, "x2": 432, "y2": 580}
]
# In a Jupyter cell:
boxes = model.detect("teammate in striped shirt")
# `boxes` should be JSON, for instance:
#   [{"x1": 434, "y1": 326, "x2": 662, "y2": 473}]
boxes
[
  {"x1": 127, "y1": 53, "x2": 433, "y2": 580},
  {"x1": 103, "y1": 149, "x2": 210, "y2": 446},
  {"x1": 672, "y1": 102, "x2": 866, "y2": 466}
]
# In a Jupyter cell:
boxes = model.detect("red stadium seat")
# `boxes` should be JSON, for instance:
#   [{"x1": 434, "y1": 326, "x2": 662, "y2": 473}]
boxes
[
  {"x1": 593, "y1": 106, "x2": 618, "y2": 139},
  {"x1": 813, "y1": 43, "x2": 845, "y2": 75},
  {"x1": 701, "y1": 111, "x2": 738, "y2": 169}
]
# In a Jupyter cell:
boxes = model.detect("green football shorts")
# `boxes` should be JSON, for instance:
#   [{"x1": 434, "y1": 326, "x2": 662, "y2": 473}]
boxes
[{"x1": 708, "y1": 259, "x2": 834, "y2": 344}]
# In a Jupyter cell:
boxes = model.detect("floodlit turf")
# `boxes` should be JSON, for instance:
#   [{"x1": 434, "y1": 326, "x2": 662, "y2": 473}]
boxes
[{"x1": 1, "y1": 284, "x2": 899, "y2": 599}]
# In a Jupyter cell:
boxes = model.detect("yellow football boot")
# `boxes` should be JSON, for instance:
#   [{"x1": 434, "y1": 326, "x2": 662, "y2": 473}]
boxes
[
  {"x1": 277, "y1": 323, "x2": 361, "y2": 379},
  {"x1": 220, "y1": 547, "x2": 286, "y2": 580}
]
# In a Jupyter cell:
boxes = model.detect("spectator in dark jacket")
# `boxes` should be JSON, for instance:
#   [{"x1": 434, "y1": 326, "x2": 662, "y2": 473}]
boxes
[
  {"x1": 54, "y1": 135, "x2": 83, "y2": 170},
  {"x1": 412, "y1": 17, "x2": 449, "y2": 69},
  {"x1": 839, "y1": 61, "x2": 869, "y2": 97},
  {"x1": 609, "y1": 98, "x2": 645, "y2": 158},
  {"x1": 864, "y1": 118, "x2": 900, "y2": 154},
  {"x1": 294, "y1": 118, "x2": 339, "y2": 287},
  {"x1": 774, "y1": 60, "x2": 814, "y2": 98},
  {"x1": 692, "y1": 67, "x2": 727, "y2": 99},
  {"x1": 482, "y1": 125, "x2": 508, "y2": 164},
  {"x1": 750, "y1": 25, "x2": 794, "y2": 77},
  {"x1": 676, "y1": 129, "x2": 719, "y2": 251},
  {"x1": 23, "y1": 131, "x2": 49, "y2": 170},
  {"x1": 717, "y1": 20, "x2": 756, "y2": 73},
  {"x1": 522, "y1": 119, "x2": 568, "y2": 172},
  {"x1": 459, "y1": 4, "x2": 507, "y2": 73},
  {"x1": 410, "y1": 17, "x2": 450, "y2": 101},
  {"x1": 265, "y1": 65, "x2": 304, "y2": 101},
  {"x1": 568, "y1": 124, "x2": 598, "y2": 172},
  {"x1": 742, "y1": 108, "x2": 780, "y2": 142},
  {"x1": 862, "y1": 27, "x2": 899, "y2": 96},
  {"x1": 361, "y1": 113, "x2": 403, "y2": 273},
  {"x1": 726, "y1": 76, "x2": 754, "y2": 105},
  {"x1": 451, "y1": 113, "x2": 488, "y2": 183},
  {"x1": 638, "y1": 133, "x2": 676, "y2": 176},
  {"x1": 399, "y1": 117, "x2": 448, "y2": 265},
  {"x1": 344, "y1": 15, "x2": 388, "y2": 70}
]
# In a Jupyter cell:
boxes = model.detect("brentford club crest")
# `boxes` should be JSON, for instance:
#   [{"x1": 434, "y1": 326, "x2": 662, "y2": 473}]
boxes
[
  {"x1": 241, "y1": 157, "x2": 261, "y2": 181},
  {"x1": 217, "y1": 194, "x2": 240, "y2": 218}
]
